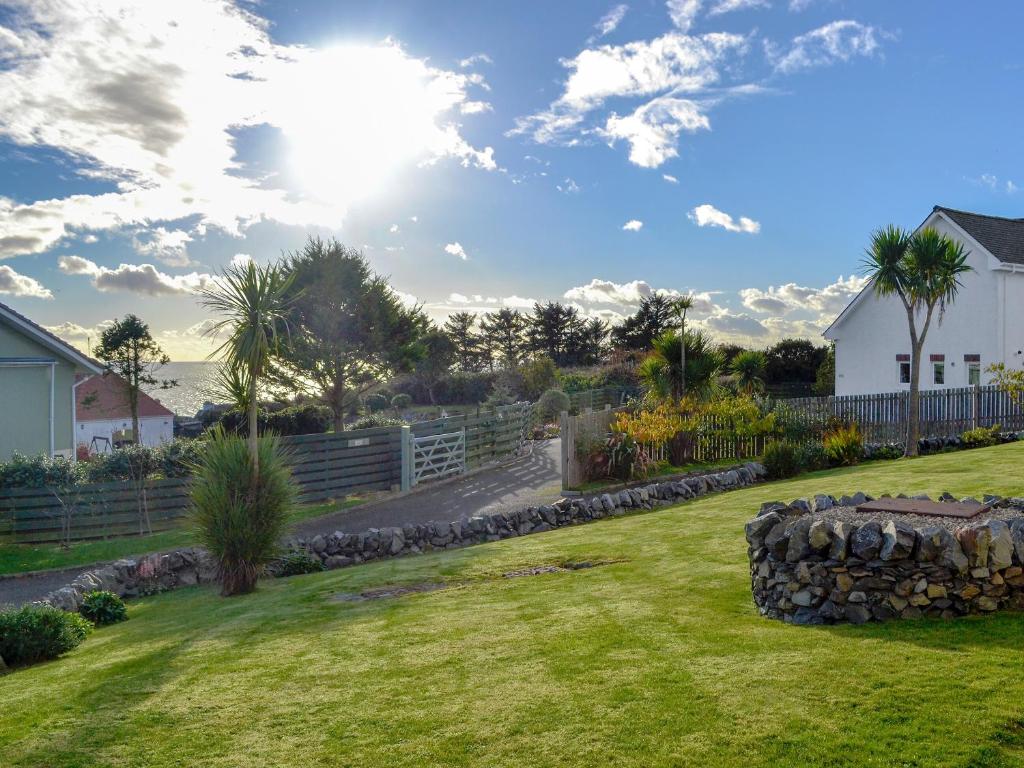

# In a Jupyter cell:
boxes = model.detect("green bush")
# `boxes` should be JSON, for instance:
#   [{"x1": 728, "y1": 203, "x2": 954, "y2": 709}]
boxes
[
  {"x1": 390, "y1": 393, "x2": 412, "y2": 411},
  {"x1": 762, "y1": 440, "x2": 801, "y2": 479},
  {"x1": 795, "y1": 441, "x2": 830, "y2": 472},
  {"x1": 191, "y1": 427, "x2": 297, "y2": 596},
  {"x1": 267, "y1": 404, "x2": 332, "y2": 435},
  {"x1": 85, "y1": 444, "x2": 160, "y2": 483},
  {"x1": 157, "y1": 438, "x2": 206, "y2": 478},
  {"x1": 515, "y1": 356, "x2": 558, "y2": 401},
  {"x1": 0, "y1": 604, "x2": 92, "y2": 667},
  {"x1": 535, "y1": 389, "x2": 571, "y2": 422},
  {"x1": 350, "y1": 414, "x2": 405, "y2": 430},
  {"x1": 79, "y1": 591, "x2": 128, "y2": 626},
  {"x1": 365, "y1": 393, "x2": 390, "y2": 413},
  {"x1": 0, "y1": 453, "x2": 81, "y2": 490},
  {"x1": 823, "y1": 423, "x2": 863, "y2": 467},
  {"x1": 961, "y1": 424, "x2": 1001, "y2": 448},
  {"x1": 271, "y1": 552, "x2": 326, "y2": 577}
]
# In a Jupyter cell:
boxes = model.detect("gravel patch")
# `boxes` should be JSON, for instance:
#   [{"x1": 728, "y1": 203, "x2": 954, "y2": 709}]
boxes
[{"x1": 812, "y1": 504, "x2": 1024, "y2": 533}]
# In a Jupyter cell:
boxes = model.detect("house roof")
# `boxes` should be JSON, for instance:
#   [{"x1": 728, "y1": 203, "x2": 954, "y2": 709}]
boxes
[
  {"x1": 0, "y1": 300, "x2": 103, "y2": 372},
  {"x1": 76, "y1": 373, "x2": 174, "y2": 421},
  {"x1": 934, "y1": 206, "x2": 1024, "y2": 266}
]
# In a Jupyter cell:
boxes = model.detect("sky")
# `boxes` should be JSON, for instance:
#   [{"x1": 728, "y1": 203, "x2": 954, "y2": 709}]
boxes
[{"x1": 0, "y1": 0, "x2": 1022, "y2": 360}]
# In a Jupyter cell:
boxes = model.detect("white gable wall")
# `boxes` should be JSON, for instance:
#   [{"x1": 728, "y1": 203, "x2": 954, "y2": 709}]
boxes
[
  {"x1": 827, "y1": 212, "x2": 1024, "y2": 396},
  {"x1": 77, "y1": 415, "x2": 174, "y2": 452}
]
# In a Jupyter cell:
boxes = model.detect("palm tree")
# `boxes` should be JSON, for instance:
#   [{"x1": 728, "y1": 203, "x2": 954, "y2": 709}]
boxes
[
  {"x1": 671, "y1": 295, "x2": 694, "y2": 395},
  {"x1": 638, "y1": 328, "x2": 724, "y2": 401},
  {"x1": 199, "y1": 261, "x2": 294, "y2": 471},
  {"x1": 862, "y1": 225, "x2": 972, "y2": 456},
  {"x1": 731, "y1": 349, "x2": 767, "y2": 395}
]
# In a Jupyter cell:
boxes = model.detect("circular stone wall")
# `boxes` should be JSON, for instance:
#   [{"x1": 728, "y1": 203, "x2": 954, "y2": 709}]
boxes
[{"x1": 745, "y1": 493, "x2": 1024, "y2": 625}]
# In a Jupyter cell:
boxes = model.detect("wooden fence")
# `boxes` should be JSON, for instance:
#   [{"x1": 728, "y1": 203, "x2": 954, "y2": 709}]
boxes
[
  {"x1": 776, "y1": 384, "x2": 1024, "y2": 444},
  {"x1": 567, "y1": 386, "x2": 639, "y2": 412},
  {"x1": 0, "y1": 402, "x2": 533, "y2": 544},
  {"x1": 560, "y1": 406, "x2": 626, "y2": 490}
]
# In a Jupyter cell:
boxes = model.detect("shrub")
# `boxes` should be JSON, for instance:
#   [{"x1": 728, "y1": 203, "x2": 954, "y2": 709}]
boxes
[
  {"x1": 79, "y1": 591, "x2": 128, "y2": 626},
  {"x1": 350, "y1": 414, "x2": 405, "y2": 430},
  {"x1": 515, "y1": 356, "x2": 558, "y2": 401},
  {"x1": 365, "y1": 393, "x2": 390, "y2": 413},
  {"x1": 267, "y1": 404, "x2": 332, "y2": 435},
  {"x1": 157, "y1": 438, "x2": 206, "y2": 478},
  {"x1": 0, "y1": 453, "x2": 81, "y2": 490},
  {"x1": 191, "y1": 427, "x2": 297, "y2": 596},
  {"x1": 961, "y1": 424, "x2": 1001, "y2": 449},
  {"x1": 535, "y1": 389, "x2": 570, "y2": 422},
  {"x1": 762, "y1": 440, "x2": 801, "y2": 479},
  {"x1": 270, "y1": 552, "x2": 326, "y2": 577},
  {"x1": 84, "y1": 444, "x2": 160, "y2": 484},
  {"x1": 391, "y1": 393, "x2": 412, "y2": 411},
  {"x1": 865, "y1": 443, "x2": 903, "y2": 461},
  {"x1": 0, "y1": 604, "x2": 92, "y2": 667},
  {"x1": 823, "y1": 423, "x2": 863, "y2": 467},
  {"x1": 795, "y1": 441, "x2": 830, "y2": 472}
]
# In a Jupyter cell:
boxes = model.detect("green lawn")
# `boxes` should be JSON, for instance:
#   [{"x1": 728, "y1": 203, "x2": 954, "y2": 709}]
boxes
[
  {"x1": 3, "y1": 443, "x2": 1024, "y2": 767},
  {"x1": 0, "y1": 498, "x2": 365, "y2": 575}
]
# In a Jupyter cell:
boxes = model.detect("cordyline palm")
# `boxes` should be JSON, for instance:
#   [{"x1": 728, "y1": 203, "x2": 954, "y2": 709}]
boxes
[
  {"x1": 199, "y1": 261, "x2": 294, "y2": 472},
  {"x1": 862, "y1": 225, "x2": 972, "y2": 456},
  {"x1": 638, "y1": 328, "x2": 724, "y2": 402},
  {"x1": 671, "y1": 295, "x2": 694, "y2": 395},
  {"x1": 731, "y1": 349, "x2": 767, "y2": 395}
]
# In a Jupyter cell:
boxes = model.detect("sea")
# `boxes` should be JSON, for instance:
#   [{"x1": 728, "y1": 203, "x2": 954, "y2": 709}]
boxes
[{"x1": 152, "y1": 361, "x2": 219, "y2": 417}]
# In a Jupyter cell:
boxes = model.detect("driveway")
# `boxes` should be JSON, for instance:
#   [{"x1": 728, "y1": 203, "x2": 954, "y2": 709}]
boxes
[{"x1": 0, "y1": 440, "x2": 564, "y2": 607}]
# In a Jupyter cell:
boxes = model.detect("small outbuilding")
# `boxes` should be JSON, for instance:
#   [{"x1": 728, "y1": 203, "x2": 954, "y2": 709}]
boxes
[{"x1": 75, "y1": 373, "x2": 175, "y2": 452}]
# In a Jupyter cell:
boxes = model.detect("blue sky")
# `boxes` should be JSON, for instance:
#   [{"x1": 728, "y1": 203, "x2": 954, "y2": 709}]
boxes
[{"x1": 0, "y1": 0, "x2": 1022, "y2": 358}]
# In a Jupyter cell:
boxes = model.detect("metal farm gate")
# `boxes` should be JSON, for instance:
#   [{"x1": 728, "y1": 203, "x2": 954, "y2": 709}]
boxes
[{"x1": 401, "y1": 427, "x2": 467, "y2": 490}]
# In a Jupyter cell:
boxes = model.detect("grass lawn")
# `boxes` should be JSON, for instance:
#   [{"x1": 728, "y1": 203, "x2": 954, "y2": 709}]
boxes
[
  {"x1": 572, "y1": 456, "x2": 744, "y2": 493},
  {"x1": 0, "y1": 498, "x2": 365, "y2": 576},
  {"x1": 3, "y1": 443, "x2": 1024, "y2": 767}
]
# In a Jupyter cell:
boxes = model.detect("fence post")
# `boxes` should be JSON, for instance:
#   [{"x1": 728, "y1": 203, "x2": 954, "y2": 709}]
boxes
[
  {"x1": 400, "y1": 425, "x2": 412, "y2": 492},
  {"x1": 973, "y1": 383, "x2": 981, "y2": 430}
]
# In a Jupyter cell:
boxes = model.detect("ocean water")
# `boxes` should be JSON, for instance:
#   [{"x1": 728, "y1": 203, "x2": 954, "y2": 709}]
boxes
[{"x1": 152, "y1": 361, "x2": 219, "y2": 417}]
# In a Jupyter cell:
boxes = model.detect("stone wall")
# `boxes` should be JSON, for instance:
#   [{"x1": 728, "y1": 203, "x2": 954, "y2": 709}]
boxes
[
  {"x1": 40, "y1": 462, "x2": 767, "y2": 611},
  {"x1": 746, "y1": 492, "x2": 1024, "y2": 625}
]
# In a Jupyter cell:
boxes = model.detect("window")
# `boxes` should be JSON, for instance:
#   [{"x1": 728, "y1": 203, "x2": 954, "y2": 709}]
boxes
[
  {"x1": 933, "y1": 361, "x2": 945, "y2": 385},
  {"x1": 899, "y1": 361, "x2": 911, "y2": 384},
  {"x1": 968, "y1": 362, "x2": 981, "y2": 386}
]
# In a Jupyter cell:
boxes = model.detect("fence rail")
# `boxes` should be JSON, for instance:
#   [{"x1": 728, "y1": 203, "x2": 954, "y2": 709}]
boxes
[{"x1": 0, "y1": 402, "x2": 533, "y2": 544}]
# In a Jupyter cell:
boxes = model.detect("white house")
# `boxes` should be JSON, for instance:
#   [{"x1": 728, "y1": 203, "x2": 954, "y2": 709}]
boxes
[
  {"x1": 75, "y1": 373, "x2": 175, "y2": 452},
  {"x1": 824, "y1": 206, "x2": 1024, "y2": 397}
]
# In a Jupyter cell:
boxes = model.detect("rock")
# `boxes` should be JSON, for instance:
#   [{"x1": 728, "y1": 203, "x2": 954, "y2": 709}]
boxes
[
  {"x1": 888, "y1": 594, "x2": 909, "y2": 611},
  {"x1": 745, "y1": 512, "x2": 781, "y2": 549},
  {"x1": 764, "y1": 521, "x2": 790, "y2": 561},
  {"x1": 845, "y1": 604, "x2": 872, "y2": 624},
  {"x1": 976, "y1": 596, "x2": 999, "y2": 612},
  {"x1": 851, "y1": 522, "x2": 883, "y2": 561},
  {"x1": 811, "y1": 494, "x2": 834, "y2": 513},
  {"x1": 792, "y1": 589, "x2": 815, "y2": 607},
  {"x1": 808, "y1": 520, "x2": 832, "y2": 552},
  {"x1": 829, "y1": 521, "x2": 851, "y2": 560},
  {"x1": 926, "y1": 584, "x2": 947, "y2": 599},
  {"x1": 785, "y1": 518, "x2": 813, "y2": 563},
  {"x1": 959, "y1": 525, "x2": 992, "y2": 569},
  {"x1": 918, "y1": 526, "x2": 968, "y2": 573},
  {"x1": 987, "y1": 520, "x2": 1014, "y2": 571},
  {"x1": 880, "y1": 520, "x2": 917, "y2": 561},
  {"x1": 310, "y1": 535, "x2": 326, "y2": 554},
  {"x1": 847, "y1": 591, "x2": 867, "y2": 604},
  {"x1": 835, "y1": 573, "x2": 855, "y2": 592}
]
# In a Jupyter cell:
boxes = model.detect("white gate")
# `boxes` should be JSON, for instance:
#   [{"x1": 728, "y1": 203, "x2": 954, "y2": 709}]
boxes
[{"x1": 401, "y1": 427, "x2": 466, "y2": 490}]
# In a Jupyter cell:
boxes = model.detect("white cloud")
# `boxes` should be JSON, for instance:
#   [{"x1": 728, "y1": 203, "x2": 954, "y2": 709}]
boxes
[
  {"x1": 460, "y1": 100, "x2": 493, "y2": 115},
  {"x1": 767, "y1": 20, "x2": 884, "y2": 74},
  {"x1": 509, "y1": 29, "x2": 749, "y2": 168},
  {"x1": 0, "y1": 264, "x2": 52, "y2": 298},
  {"x1": 972, "y1": 173, "x2": 1018, "y2": 195},
  {"x1": 688, "y1": 203, "x2": 760, "y2": 233},
  {"x1": 132, "y1": 226, "x2": 192, "y2": 266},
  {"x1": 444, "y1": 242, "x2": 469, "y2": 260},
  {"x1": 591, "y1": 4, "x2": 630, "y2": 40},
  {"x1": 662, "y1": 173, "x2": 679, "y2": 183},
  {"x1": 740, "y1": 274, "x2": 867, "y2": 316},
  {"x1": 410, "y1": 215, "x2": 419, "y2": 223},
  {"x1": 58, "y1": 255, "x2": 215, "y2": 296},
  {"x1": 0, "y1": 1, "x2": 496, "y2": 261},
  {"x1": 622, "y1": 219, "x2": 644, "y2": 231},
  {"x1": 709, "y1": 0, "x2": 770, "y2": 15},
  {"x1": 557, "y1": 177, "x2": 581, "y2": 194},
  {"x1": 230, "y1": 253, "x2": 253, "y2": 268},
  {"x1": 389, "y1": 224, "x2": 400, "y2": 233},
  {"x1": 458, "y1": 53, "x2": 493, "y2": 68},
  {"x1": 666, "y1": 0, "x2": 703, "y2": 32},
  {"x1": 701, "y1": 309, "x2": 769, "y2": 338}
]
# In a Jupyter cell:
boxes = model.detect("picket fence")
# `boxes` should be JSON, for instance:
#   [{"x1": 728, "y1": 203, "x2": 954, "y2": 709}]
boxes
[{"x1": 0, "y1": 402, "x2": 532, "y2": 544}]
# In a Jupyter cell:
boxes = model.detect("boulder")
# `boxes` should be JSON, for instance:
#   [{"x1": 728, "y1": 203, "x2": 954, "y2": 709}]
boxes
[
  {"x1": 959, "y1": 524, "x2": 991, "y2": 569},
  {"x1": 808, "y1": 520, "x2": 832, "y2": 552},
  {"x1": 745, "y1": 512, "x2": 781, "y2": 549},
  {"x1": 986, "y1": 520, "x2": 1014, "y2": 571},
  {"x1": 845, "y1": 603, "x2": 872, "y2": 624},
  {"x1": 829, "y1": 521, "x2": 851, "y2": 560},
  {"x1": 785, "y1": 518, "x2": 813, "y2": 563},
  {"x1": 851, "y1": 522, "x2": 883, "y2": 561},
  {"x1": 880, "y1": 520, "x2": 917, "y2": 561},
  {"x1": 918, "y1": 526, "x2": 968, "y2": 573},
  {"x1": 764, "y1": 521, "x2": 791, "y2": 561}
]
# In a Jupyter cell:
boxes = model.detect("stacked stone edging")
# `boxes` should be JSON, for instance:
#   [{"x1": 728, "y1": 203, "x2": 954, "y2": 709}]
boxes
[
  {"x1": 746, "y1": 492, "x2": 1024, "y2": 625},
  {"x1": 37, "y1": 462, "x2": 767, "y2": 611}
]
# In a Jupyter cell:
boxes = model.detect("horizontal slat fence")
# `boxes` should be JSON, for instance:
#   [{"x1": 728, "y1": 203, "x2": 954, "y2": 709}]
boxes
[
  {"x1": 567, "y1": 386, "x2": 639, "y2": 413},
  {"x1": 0, "y1": 402, "x2": 533, "y2": 544}
]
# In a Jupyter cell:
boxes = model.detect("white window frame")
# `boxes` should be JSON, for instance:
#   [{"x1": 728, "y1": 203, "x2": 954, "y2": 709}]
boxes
[
  {"x1": 968, "y1": 362, "x2": 981, "y2": 386},
  {"x1": 933, "y1": 361, "x2": 945, "y2": 385},
  {"x1": 898, "y1": 361, "x2": 911, "y2": 385}
]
